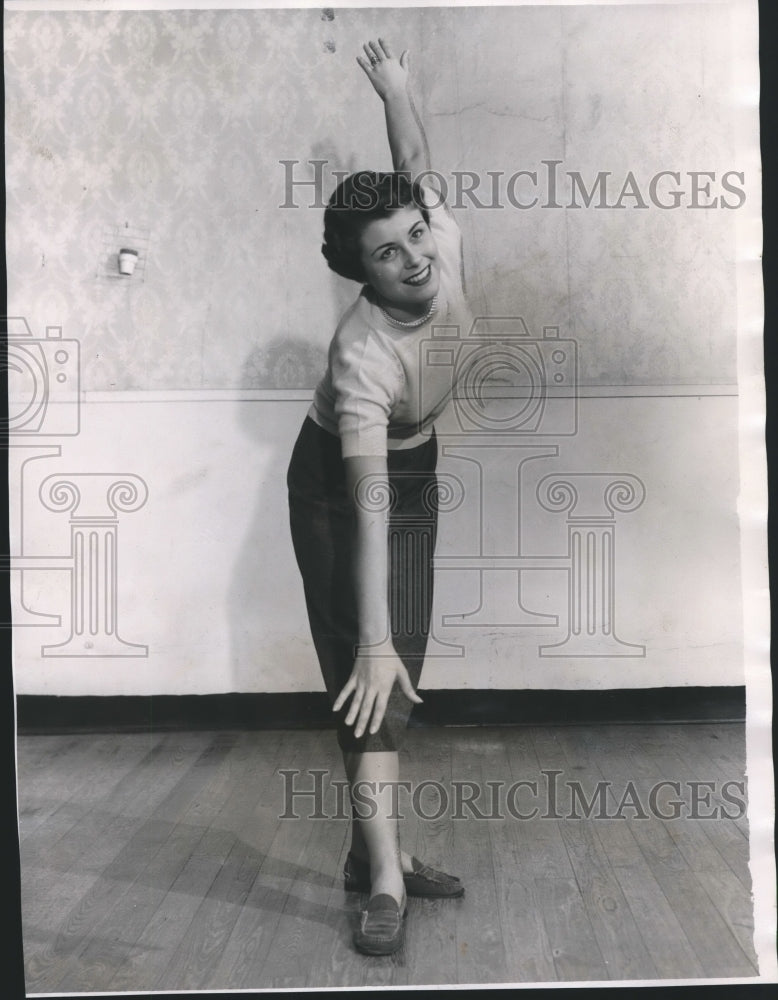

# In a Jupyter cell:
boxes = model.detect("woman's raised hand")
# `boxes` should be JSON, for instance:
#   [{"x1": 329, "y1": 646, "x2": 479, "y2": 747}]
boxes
[
  {"x1": 356, "y1": 38, "x2": 410, "y2": 100},
  {"x1": 333, "y1": 644, "x2": 423, "y2": 739}
]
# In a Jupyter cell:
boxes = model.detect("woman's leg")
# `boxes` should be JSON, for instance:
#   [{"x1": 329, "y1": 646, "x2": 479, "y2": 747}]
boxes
[
  {"x1": 344, "y1": 749, "x2": 419, "y2": 877},
  {"x1": 343, "y1": 749, "x2": 405, "y2": 903}
]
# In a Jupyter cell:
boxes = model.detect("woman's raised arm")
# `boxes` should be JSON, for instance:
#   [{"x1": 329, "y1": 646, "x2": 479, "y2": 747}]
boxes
[{"x1": 357, "y1": 37, "x2": 430, "y2": 178}]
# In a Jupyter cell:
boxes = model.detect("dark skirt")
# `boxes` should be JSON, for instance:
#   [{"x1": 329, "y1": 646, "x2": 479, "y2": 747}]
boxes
[{"x1": 287, "y1": 416, "x2": 438, "y2": 753}]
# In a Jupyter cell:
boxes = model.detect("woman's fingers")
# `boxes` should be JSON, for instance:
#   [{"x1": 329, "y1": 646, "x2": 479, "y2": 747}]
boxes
[
  {"x1": 353, "y1": 689, "x2": 378, "y2": 738},
  {"x1": 368, "y1": 691, "x2": 390, "y2": 735},
  {"x1": 332, "y1": 676, "x2": 356, "y2": 713},
  {"x1": 360, "y1": 38, "x2": 404, "y2": 69},
  {"x1": 344, "y1": 684, "x2": 365, "y2": 726},
  {"x1": 398, "y1": 667, "x2": 423, "y2": 704}
]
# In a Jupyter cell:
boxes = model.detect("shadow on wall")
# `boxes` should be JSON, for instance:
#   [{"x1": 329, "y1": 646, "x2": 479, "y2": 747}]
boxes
[
  {"x1": 239, "y1": 138, "x2": 362, "y2": 389},
  {"x1": 227, "y1": 336, "x2": 324, "y2": 699},
  {"x1": 241, "y1": 336, "x2": 325, "y2": 388}
]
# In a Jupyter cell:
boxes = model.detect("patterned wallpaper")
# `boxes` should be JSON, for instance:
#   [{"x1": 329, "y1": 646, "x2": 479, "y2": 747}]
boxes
[{"x1": 5, "y1": 5, "x2": 740, "y2": 391}]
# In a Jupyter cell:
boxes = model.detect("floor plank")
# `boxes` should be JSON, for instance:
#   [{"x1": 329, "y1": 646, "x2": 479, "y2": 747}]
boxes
[
  {"x1": 253, "y1": 734, "x2": 352, "y2": 988},
  {"x1": 451, "y1": 731, "x2": 508, "y2": 985},
  {"x1": 598, "y1": 839, "x2": 706, "y2": 979},
  {"x1": 557, "y1": 804, "x2": 659, "y2": 979},
  {"x1": 535, "y1": 876, "x2": 609, "y2": 982},
  {"x1": 402, "y1": 729, "x2": 463, "y2": 987},
  {"x1": 694, "y1": 869, "x2": 758, "y2": 969},
  {"x1": 489, "y1": 730, "x2": 558, "y2": 983}
]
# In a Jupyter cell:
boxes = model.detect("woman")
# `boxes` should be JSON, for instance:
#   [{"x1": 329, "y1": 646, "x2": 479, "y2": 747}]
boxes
[{"x1": 287, "y1": 38, "x2": 470, "y2": 956}]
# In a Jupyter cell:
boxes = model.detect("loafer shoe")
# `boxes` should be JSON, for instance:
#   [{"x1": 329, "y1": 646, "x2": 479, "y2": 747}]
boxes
[
  {"x1": 353, "y1": 893, "x2": 407, "y2": 956},
  {"x1": 344, "y1": 851, "x2": 464, "y2": 899}
]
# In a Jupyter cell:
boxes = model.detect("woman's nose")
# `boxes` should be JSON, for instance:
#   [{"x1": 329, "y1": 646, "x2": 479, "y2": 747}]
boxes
[{"x1": 403, "y1": 245, "x2": 423, "y2": 267}]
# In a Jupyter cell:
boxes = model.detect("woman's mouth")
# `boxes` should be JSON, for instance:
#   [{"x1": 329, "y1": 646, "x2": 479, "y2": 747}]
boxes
[{"x1": 403, "y1": 264, "x2": 432, "y2": 286}]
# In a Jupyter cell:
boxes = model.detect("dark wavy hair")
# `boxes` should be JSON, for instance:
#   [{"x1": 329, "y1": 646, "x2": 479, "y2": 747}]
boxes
[{"x1": 321, "y1": 171, "x2": 430, "y2": 283}]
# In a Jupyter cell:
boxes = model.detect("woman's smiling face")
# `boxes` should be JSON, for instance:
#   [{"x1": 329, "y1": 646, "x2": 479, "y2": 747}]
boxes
[{"x1": 358, "y1": 206, "x2": 440, "y2": 318}]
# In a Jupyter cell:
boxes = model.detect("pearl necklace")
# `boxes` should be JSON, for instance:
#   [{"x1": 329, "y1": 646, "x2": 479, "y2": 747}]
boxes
[{"x1": 378, "y1": 295, "x2": 439, "y2": 329}]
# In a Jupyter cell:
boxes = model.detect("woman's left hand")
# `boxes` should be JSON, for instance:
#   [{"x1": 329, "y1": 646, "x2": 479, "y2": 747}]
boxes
[
  {"x1": 333, "y1": 644, "x2": 423, "y2": 739},
  {"x1": 357, "y1": 38, "x2": 410, "y2": 100}
]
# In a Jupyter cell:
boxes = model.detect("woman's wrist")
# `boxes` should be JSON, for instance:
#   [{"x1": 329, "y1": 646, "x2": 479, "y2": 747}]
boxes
[
  {"x1": 381, "y1": 82, "x2": 410, "y2": 105},
  {"x1": 355, "y1": 638, "x2": 397, "y2": 657}
]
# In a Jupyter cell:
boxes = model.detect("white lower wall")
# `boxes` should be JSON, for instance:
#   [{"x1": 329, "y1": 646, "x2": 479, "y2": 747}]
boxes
[{"x1": 11, "y1": 391, "x2": 743, "y2": 695}]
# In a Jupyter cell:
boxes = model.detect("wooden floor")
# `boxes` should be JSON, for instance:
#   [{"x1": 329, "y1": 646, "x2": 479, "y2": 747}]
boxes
[{"x1": 17, "y1": 722, "x2": 757, "y2": 991}]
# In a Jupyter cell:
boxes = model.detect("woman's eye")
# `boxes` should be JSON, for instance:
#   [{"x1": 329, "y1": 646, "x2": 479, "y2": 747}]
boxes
[
  {"x1": 381, "y1": 247, "x2": 396, "y2": 260},
  {"x1": 411, "y1": 228, "x2": 424, "y2": 240}
]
